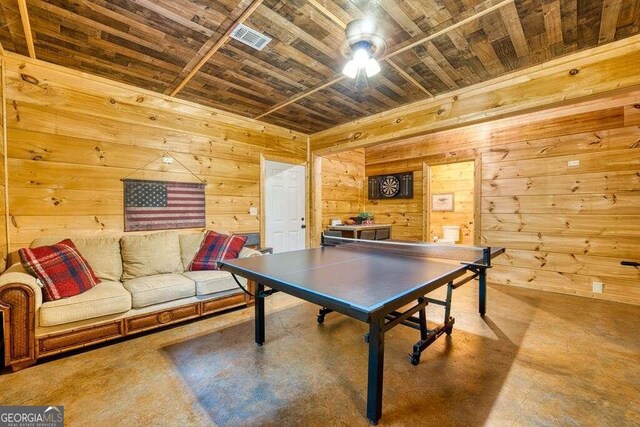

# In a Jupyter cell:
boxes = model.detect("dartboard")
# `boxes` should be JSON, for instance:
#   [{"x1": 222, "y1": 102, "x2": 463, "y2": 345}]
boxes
[{"x1": 380, "y1": 175, "x2": 400, "y2": 197}]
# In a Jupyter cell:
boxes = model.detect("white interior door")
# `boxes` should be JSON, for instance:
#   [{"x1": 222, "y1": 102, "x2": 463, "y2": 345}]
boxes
[{"x1": 265, "y1": 160, "x2": 306, "y2": 253}]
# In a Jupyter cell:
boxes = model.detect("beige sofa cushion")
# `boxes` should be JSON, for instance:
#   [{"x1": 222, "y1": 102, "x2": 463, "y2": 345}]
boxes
[
  {"x1": 39, "y1": 280, "x2": 131, "y2": 327},
  {"x1": 182, "y1": 270, "x2": 245, "y2": 296},
  {"x1": 123, "y1": 273, "x2": 195, "y2": 308},
  {"x1": 31, "y1": 236, "x2": 123, "y2": 282},
  {"x1": 179, "y1": 232, "x2": 205, "y2": 270},
  {"x1": 121, "y1": 231, "x2": 183, "y2": 281}
]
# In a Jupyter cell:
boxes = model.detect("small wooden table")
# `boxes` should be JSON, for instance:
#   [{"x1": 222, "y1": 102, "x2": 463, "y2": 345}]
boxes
[{"x1": 328, "y1": 224, "x2": 392, "y2": 240}]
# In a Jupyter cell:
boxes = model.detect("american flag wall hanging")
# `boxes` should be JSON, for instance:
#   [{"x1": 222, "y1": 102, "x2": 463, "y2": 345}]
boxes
[{"x1": 123, "y1": 179, "x2": 206, "y2": 231}]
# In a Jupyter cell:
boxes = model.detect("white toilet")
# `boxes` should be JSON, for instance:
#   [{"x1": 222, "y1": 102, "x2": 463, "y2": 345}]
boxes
[{"x1": 439, "y1": 225, "x2": 460, "y2": 244}]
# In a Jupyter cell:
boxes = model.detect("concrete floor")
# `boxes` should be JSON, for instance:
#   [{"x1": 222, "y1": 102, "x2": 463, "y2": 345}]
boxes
[{"x1": 1, "y1": 284, "x2": 639, "y2": 426}]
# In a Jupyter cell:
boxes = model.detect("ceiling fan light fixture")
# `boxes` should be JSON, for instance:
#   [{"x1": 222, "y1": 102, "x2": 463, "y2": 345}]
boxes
[
  {"x1": 365, "y1": 58, "x2": 381, "y2": 77},
  {"x1": 342, "y1": 60, "x2": 358, "y2": 79},
  {"x1": 342, "y1": 19, "x2": 386, "y2": 81},
  {"x1": 352, "y1": 47, "x2": 370, "y2": 68}
]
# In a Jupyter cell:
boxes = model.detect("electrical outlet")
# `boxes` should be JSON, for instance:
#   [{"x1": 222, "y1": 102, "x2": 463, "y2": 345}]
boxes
[
  {"x1": 592, "y1": 281, "x2": 604, "y2": 293},
  {"x1": 249, "y1": 207, "x2": 258, "y2": 216},
  {"x1": 567, "y1": 160, "x2": 580, "y2": 167},
  {"x1": 161, "y1": 156, "x2": 174, "y2": 164}
]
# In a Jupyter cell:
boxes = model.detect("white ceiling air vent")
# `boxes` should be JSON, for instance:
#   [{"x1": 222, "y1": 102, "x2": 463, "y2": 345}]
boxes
[{"x1": 230, "y1": 24, "x2": 272, "y2": 51}]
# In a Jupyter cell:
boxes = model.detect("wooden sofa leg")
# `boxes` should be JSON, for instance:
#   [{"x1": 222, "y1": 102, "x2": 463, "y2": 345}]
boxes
[
  {"x1": 0, "y1": 284, "x2": 37, "y2": 370},
  {"x1": 9, "y1": 359, "x2": 37, "y2": 372}
]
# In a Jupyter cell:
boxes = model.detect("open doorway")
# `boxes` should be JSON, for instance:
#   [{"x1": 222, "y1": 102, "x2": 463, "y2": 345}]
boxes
[{"x1": 425, "y1": 160, "x2": 475, "y2": 245}]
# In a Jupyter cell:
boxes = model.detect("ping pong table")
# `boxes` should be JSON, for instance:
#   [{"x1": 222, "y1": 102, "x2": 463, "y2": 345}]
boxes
[{"x1": 218, "y1": 236, "x2": 505, "y2": 424}]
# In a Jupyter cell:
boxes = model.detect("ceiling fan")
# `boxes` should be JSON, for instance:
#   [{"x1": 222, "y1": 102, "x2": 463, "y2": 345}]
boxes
[{"x1": 342, "y1": 18, "x2": 386, "y2": 88}]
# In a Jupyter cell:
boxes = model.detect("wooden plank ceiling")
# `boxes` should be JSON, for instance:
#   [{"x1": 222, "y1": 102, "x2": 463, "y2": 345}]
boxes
[{"x1": 0, "y1": 0, "x2": 639, "y2": 133}]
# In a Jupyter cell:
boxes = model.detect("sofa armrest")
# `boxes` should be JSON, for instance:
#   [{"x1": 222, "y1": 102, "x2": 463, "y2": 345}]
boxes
[
  {"x1": 0, "y1": 263, "x2": 43, "y2": 311},
  {"x1": 0, "y1": 263, "x2": 39, "y2": 369},
  {"x1": 239, "y1": 247, "x2": 262, "y2": 258}
]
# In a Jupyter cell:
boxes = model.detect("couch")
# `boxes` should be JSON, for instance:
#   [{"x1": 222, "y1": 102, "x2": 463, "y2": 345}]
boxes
[{"x1": 0, "y1": 230, "x2": 260, "y2": 371}]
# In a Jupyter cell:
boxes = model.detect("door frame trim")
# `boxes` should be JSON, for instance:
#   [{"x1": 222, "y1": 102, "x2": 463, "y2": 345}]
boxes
[{"x1": 260, "y1": 154, "x2": 309, "y2": 249}]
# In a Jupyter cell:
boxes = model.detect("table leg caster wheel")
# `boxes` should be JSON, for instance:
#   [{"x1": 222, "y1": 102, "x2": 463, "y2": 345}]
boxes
[
  {"x1": 410, "y1": 354, "x2": 420, "y2": 366},
  {"x1": 317, "y1": 315, "x2": 325, "y2": 324}
]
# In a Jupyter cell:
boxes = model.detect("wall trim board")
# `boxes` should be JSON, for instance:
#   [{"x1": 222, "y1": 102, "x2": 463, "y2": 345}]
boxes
[
  {"x1": 310, "y1": 154, "x2": 323, "y2": 248},
  {"x1": 473, "y1": 157, "x2": 482, "y2": 246},
  {"x1": 422, "y1": 163, "x2": 430, "y2": 243},
  {"x1": 310, "y1": 34, "x2": 640, "y2": 154},
  {"x1": 1, "y1": 58, "x2": 8, "y2": 267}
]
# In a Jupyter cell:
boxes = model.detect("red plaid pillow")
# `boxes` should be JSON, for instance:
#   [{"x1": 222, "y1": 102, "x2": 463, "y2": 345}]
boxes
[
  {"x1": 189, "y1": 231, "x2": 247, "y2": 271},
  {"x1": 19, "y1": 239, "x2": 101, "y2": 301}
]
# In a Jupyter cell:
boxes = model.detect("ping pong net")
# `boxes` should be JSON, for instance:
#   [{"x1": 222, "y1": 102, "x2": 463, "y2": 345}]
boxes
[{"x1": 321, "y1": 234, "x2": 492, "y2": 268}]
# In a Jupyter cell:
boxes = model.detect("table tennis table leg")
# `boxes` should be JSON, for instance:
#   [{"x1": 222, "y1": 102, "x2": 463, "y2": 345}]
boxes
[
  {"x1": 255, "y1": 282, "x2": 265, "y2": 346},
  {"x1": 366, "y1": 317, "x2": 385, "y2": 425},
  {"x1": 479, "y1": 268, "x2": 486, "y2": 316}
]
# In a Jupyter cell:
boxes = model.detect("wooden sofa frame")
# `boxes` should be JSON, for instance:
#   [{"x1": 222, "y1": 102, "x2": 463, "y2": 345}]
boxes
[{"x1": 1, "y1": 281, "x2": 256, "y2": 371}]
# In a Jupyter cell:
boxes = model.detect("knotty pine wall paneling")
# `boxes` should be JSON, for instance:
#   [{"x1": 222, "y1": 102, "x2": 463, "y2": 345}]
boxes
[
  {"x1": 0, "y1": 58, "x2": 7, "y2": 270},
  {"x1": 364, "y1": 160, "x2": 423, "y2": 241},
  {"x1": 363, "y1": 93, "x2": 640, "y2": 305},
  {"x1": 321, "y1": 149, "x2": 365, "y2": 228},
  {"x1": 3, "y1": 54, "x2": 306, "y2": 253}
]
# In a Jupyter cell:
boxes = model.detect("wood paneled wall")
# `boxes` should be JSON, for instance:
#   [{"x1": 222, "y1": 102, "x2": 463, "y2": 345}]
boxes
[
  {"x1": 364, "y1": 162, "x2": 422, "y2": 241},
  {"x1": 321, "y1": 149, "x2": 365, "y2": 228},
  {"x1": 363, "y1": 92, "x2": 640, "y2": 305},
  {"x1": 428, "y1": 161, "x2": 475, "y2": 245},
  {"x1": 2, "y1": 53, "x2": 306, "y2": 253},
  {"x1": 0, "y1": 59, "x2": 7, "y2": 269}
]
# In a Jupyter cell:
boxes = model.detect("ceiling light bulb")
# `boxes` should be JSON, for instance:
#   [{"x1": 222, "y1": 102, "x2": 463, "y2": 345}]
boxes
[
  {"x1": 342, "y1": 60, "x2": 357, "y2": 78},
  {"x1": 365, "y1": 58, "x2": 381, "y2": 77},
  {"x1": 353, "y1": 48, "x2": 370, "y2": 68}
]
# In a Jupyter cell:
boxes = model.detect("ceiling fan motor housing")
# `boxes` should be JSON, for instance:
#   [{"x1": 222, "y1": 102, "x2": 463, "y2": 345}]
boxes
[{"x1": 345, "y1": 18, "x2": 386, "y2": 59}]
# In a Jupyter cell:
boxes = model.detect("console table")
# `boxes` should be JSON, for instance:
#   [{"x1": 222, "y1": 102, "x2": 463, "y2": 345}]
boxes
[{"x1": 327, "y1": 224, "x2": 391, "y2": 240}]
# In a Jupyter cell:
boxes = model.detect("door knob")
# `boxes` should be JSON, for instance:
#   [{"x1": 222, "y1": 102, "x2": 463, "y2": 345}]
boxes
[{"x1": 301, "y1": 225, "x2": 306, "y2": 229}]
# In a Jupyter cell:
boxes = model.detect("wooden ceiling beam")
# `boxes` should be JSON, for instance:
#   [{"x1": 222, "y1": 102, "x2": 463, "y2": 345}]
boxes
[
  {"x1": 386, "y1": 59, "x2": 434, "y2": 97},
  {"x1": 383, "y1": 0, "x2": 514, "y2": 59},
  {"x1": 16, "y1": 0, "x2": 36, "y2": 59},
  {"x1": 255, "y1": 0, "x2": 514, "y2": 120},
  {"x1": 168, "y1": 0, "x2": 263, "y2": 97},
  {"x1": 254, "y1": 75, "x2": 345, "y2": 119},
  {"x1": 307, "y1": 0, "x2": 348, "y2": 28}
]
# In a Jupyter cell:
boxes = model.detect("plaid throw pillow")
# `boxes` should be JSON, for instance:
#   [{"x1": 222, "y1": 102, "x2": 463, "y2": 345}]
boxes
[
  {"x1": 189, "y1": 231, "x2": 247, "y2": 271},
  {"x1": 19, "y1": 239, "x2": 101, "y2": 301}
]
